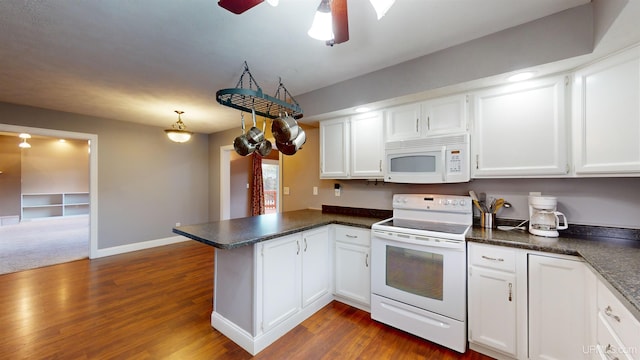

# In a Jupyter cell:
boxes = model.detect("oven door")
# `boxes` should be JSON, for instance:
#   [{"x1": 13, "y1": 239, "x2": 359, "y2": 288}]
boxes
[{"x1": 371, "y1": 231, "x2": 466, "y2": 321}]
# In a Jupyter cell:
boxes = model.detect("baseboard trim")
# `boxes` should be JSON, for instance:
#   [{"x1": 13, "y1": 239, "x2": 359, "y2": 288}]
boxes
[{"x1": 93, "y1": 235, "x2": 189, "y2": 258}]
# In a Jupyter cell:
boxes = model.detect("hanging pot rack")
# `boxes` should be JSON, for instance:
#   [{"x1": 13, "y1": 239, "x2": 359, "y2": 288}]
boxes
[{"x1": 216, "y1": 62, "x2": 303, "y2": 120}]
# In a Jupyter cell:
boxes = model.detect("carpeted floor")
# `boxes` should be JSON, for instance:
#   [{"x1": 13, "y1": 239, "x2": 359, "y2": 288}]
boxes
[{"x1": 0, "y1": 215, "x2": 89, "y2": 275}]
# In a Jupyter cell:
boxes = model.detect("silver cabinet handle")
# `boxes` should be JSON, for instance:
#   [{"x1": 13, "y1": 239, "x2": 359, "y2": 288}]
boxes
[
  {"x1": 304, "y1": 238, "x2": 308, "y2": 252},
  {"x1": 604, "y1": 344, "x2": 619, "y2": 360},
  {"x1": 365, "y1": 253, "x2": 369, "y2": 267},
  {"x1": 379, "y1": 160, "x2": 382, "y2": 172},
  {"x1": 296, "y1": 240, "x2": 300, "y2": 255},
  {"x1": 604, "y1": 306, "x2": 621, "y2": 322},
  {"x1": 346, "y1": 234, "x2": 358, "y2": 238},
  {"x1": 481, "y1": 255, "x2": 504, "y2": 262},
  {"x1": 508, "y1": 283, "x2": 513, "y2": 302},
  {"x1": 415, "y1": 118, "x2": 419, "y2": 132}
]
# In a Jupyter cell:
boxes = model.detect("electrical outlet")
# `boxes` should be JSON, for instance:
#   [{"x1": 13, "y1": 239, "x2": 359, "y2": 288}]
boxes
[
  {"x1": 313, "y1": 186, "x2": 318, "y2": 195},
  {"x1": 335, "y1": 188, "x2": 341, "y2": 196},
  {"x1": 283, "y1": 187, "x2": 290, "y2": 195},
  {"x1": 175, "y1": 222, "x2": 181, "y2": 227}
]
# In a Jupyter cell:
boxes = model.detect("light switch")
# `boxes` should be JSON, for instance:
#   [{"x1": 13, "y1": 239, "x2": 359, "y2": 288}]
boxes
[
  {"x1": 283, "y1": 187, "x2": 290, "y2": 195},
  {"x1": 313, "y1": 186, "x2": 318, "y2": 195}
]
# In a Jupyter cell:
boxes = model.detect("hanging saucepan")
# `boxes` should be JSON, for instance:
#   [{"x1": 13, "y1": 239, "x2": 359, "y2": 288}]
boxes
[
  {"x1": 271, "y1": 112, "x2": 299, "y2": 143},
  {"x1": 257, "y1": 117, "x2": 272, "y2": 156},
  {"x1": 276, "y1": 127, "x2": 306, "y2": 156},
  {"x1": 246, "y1": 108, "x2": 264, "y2": 145},
  {"x1": 233, "y1": 113, "x2": 255, "y2": 156}
]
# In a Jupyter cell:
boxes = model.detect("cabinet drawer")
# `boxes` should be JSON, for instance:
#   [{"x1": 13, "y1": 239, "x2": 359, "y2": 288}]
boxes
[
  {"x1": 334, "y1": 226, "x2": 370, "y2": 246},
  {"x1": 597, "y1": 312, "x2": 635, "y2": 360},
  {"x1": 597, "y1": 281, "x2": 640, "y2": 358},
  {"x1": 468, "y1": 243, "x2": 516, "y2": 272}
]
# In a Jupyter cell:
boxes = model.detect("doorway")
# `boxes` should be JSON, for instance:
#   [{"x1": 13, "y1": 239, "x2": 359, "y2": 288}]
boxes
[
  {"x1": 0, "y1": 124, "x2": 97, "y2": 274},
  {"x1": 220, "y1": 145, "x2": 282, "y2": 220}
]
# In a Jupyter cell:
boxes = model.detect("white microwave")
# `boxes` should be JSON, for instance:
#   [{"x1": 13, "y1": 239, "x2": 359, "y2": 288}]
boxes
[{"x1": 384, "y1": 134, "x2": 470, "y2": 184}]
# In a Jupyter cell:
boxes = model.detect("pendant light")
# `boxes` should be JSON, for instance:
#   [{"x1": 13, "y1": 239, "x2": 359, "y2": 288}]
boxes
[
  {"x1": 18, "y1": 133, "x2": 31, "y2": 148},
  {"x1": 165, "y1": 110, "x2": 193, "y2": 143},
  {"x1": 370, "y1": 0, "x2": 395, "y2": 19},
  {"x1": 308, "y1": 0, "x2": 333, "y2": 41}
]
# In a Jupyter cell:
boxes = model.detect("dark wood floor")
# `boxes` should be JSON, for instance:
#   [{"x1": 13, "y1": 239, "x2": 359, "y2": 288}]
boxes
[{"x1": 0, "y1": 241, "x2": 493, "y2": 359}]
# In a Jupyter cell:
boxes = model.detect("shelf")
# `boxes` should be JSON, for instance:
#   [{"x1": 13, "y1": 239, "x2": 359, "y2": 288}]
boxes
[{"x1": 21, "y1": 193, "x2": 89, "y2": 220}]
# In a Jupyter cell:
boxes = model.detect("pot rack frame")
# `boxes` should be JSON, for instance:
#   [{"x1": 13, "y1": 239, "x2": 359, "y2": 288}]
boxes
[{"x1": 216, "y1": 62, "x2": 303, "y2": 120}]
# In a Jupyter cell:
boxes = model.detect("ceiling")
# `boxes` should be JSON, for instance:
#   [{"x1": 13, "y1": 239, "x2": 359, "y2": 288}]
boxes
[{"x1": 0, "y1": 0, "x2": 630, "y2": 134}]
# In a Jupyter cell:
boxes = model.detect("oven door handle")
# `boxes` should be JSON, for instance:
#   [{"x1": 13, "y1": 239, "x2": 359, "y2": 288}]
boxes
[{"x1": 372, "y1": 230, "x2": 466, "y2": 250}]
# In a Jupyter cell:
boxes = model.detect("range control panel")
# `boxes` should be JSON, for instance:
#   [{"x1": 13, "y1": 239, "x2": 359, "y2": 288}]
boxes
[{"x1": 392, "y1": 194, "x2": 472, "y2": 212}]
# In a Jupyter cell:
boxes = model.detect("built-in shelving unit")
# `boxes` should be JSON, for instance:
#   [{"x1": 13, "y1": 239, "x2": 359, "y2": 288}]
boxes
[{"x1": 21, "y1": 192, "x2": 89, "y2": 220}]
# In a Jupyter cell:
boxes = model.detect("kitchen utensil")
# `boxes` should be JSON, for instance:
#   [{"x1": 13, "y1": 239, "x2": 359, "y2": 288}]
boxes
[
  {"x1": 246, "y1": 108, "x2": 264, "y2": 145},
  {"x1": 276, "y1": 127, "x2": 306, "y2": 156},
  {"x1": 271, "y1": 112, "x2": 299, "y2": 143},
  {"x1": 528, "y1": 195, "x2": 568, "y2": 237},
  {"x1": 481, "y1": 212, "x2": 496, "y2": 229},
  {"x1": 497, "y1": 219, "x2": 529, "y2": 231},
  {"x1": 233, "y1": 113, "x2": 255, "y2": 156},
  {"x1": 492, "y1": 198, "x2": 505, "y2": 214},
  {"x1": 256, "y1": 117, "x2": 272, "y2": 156},
  {"x1": 469, "y1": 190, "x2": 487, "y2": 212}
]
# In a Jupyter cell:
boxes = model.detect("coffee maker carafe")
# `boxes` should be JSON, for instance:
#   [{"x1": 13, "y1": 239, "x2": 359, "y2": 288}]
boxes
[{"x1": 528, "y1": 195, "x2": 568, "y2": 237}]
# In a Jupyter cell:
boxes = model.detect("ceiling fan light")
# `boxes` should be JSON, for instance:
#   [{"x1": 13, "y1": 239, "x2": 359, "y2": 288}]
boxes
[
  {"x1": 370, "y1": 0, "x2": 395, "y2": 20},
  {"x1": 165, "y1": 110, "x2": 193, "y2": 143},
  {"x1": 308, "y1": 0, "x2": 334, "y2": 41}
]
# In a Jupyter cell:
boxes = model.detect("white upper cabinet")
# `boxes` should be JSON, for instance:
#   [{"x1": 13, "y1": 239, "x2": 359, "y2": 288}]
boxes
[
  {"x1": 471, "y1": 75, "x2": 569, "y2": 177},
  {"x1": 319, "y1": 117, "x2": 350, "y2": 179},
  {"x1": 423, "y1": 94, "x2": 468, "y2": 136},
  {"x1": 320, "y1": 112, "x2": 384, "y2": 179},
  {"x1": 350, "y1": 112, "x2": 384, "y2": 178},
  {"x1": 384, "y1": 103, "x2": 422, "y2": 142},
  {"x1": 384, "y1": 94, "x2": 468, "y2": 142},
  {"x1": 573, "y1": 45, "x2": 640, "y2": 175}
]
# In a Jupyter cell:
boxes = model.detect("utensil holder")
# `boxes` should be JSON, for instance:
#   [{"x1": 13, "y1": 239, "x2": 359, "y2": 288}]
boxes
[{"x1": 481, "y1": 212, "x2": 496, "y2": 229}]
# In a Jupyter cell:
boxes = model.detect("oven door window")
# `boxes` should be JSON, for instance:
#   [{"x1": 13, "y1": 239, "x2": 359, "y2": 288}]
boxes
[
  {"x1": 389, "y1": 154, "x2": 436, "y2": 173},
  {"x1": 385, "y1": 245, "x2": 443, "y2": 300}
]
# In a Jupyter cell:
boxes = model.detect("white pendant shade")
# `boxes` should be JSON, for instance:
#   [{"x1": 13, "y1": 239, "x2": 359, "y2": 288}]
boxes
[
  {"x1": 370, "y1": 0, "x2": 395, "y2": 19},
  {"x1": 308, "y1": 1, "x2": 333, "y2": 41},
  {"x1": 165, "y1": 130, "x2": 192, "y2": 143}
]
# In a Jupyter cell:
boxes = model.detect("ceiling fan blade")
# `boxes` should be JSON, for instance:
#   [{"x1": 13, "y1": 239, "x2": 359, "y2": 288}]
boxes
[
  {"x1": 218, "y1": 0, "x2": 264, "y2": 14},
  {"x1": 329, "y1": 0, "x2": 349, "y2": 45}
]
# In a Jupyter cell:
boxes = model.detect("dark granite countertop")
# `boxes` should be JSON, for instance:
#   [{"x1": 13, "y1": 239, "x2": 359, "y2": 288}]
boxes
[
  {"x1": 172, "y1": 209, "x2": 384, "y2": 250},
  {"x1": 173, "y1": 209, "x2": 639, "y2": 322},
  {"x1": 467, "y1": 227, "x2": 640, "y2": 321}
]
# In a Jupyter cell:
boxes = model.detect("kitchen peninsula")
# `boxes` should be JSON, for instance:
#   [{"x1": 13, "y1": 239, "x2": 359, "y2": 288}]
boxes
[
  {"x1": 174, "y1": 209, "x2": 640, "y2": 358},
  {"x1": 173, "y1": 208, "x2": 386, "y2": 355}
]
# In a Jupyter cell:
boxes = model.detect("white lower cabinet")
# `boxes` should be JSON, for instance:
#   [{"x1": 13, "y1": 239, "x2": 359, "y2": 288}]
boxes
[
  {"x1": 259, "y1": 233, "x2": 302, "y2": 332},
  {"x1": 333, "y1": 225, "x2": 371, "y2": 310},
  {"x1": 528, "y1": 254, "x2": 590, "y2": 360},
  {"x1": 259, "y1": 227, "x2": 331, "y2": 332},
  {"x1": 595, "y1": 277, "x2": 640, "y2": 360},
  {"x1": 468, "y1": 243, "x2": 520, "y2": 359}
]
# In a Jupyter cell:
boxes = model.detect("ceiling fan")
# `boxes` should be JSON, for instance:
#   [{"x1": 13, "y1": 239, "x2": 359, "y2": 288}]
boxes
[{"x1": 217, "y1": 0, "x2": 392, "y2": 46}]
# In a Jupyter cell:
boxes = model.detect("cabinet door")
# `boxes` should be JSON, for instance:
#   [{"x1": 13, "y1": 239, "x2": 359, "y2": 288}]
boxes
[
  {"x1": 320, "y1": 118, "x2": 350, "y2": 179},
  {"x1": 260, "y1": 234, "x2": 301, "y2": 332},
  {"x1": 423, "y1": 94, "x2": 468, "y2": 136},
  {"x1": 384, "y1": 103, "x2": 422, "y2": 142},
  {"x1": 472, "y1": 75, "x2": 569, "y2": 177},
  {"x1": 529, "y1": 255, "x2": 588, "y2": 360},
  {"x1": 468, "y1": 266, "x2": 517, "y2": 357},
  {"x1": 334, "y1": 241, "x2": 370, "y2": 306},
  {"x1": 573, "y1": 46, "x2": 640, "y2": 175},
  {"x1": 301, "y1": 227, "x2": 330, "y2": 308},
  {"x1": 350, "y1": 111, "x2": 384, "y2": 178}
]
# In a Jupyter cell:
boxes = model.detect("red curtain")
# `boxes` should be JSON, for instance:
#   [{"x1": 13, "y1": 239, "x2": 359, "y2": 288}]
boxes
[{"x1": 251, "y1": 152, "x2": 264, "y2": 216}]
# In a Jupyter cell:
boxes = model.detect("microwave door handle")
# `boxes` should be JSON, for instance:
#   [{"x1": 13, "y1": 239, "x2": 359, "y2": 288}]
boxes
[{"x1": 441, "y1": 147, "x2": 447, "y2": 182}]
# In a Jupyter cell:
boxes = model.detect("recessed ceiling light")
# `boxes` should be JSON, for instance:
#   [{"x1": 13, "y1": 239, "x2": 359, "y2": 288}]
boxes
[
  {"x1": 355, "y1": 107, "x2": 371, "y2": 113},
  {"x1": 508, "y1": 71, "x2": 535, "y2": 82}
]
